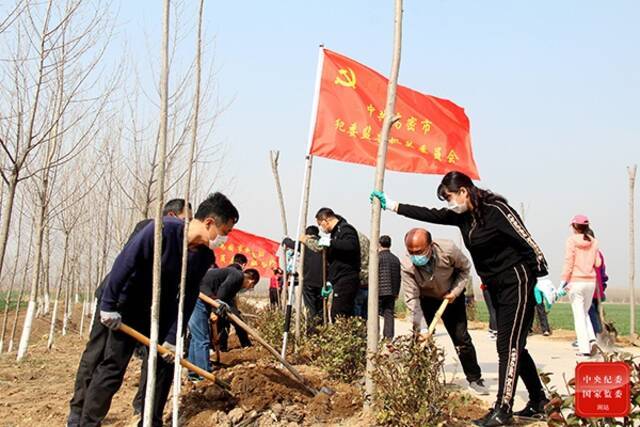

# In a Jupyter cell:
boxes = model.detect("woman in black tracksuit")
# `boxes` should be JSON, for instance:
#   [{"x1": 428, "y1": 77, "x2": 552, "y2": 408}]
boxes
[{"x1": 372, "y1": 171, "x2": 549, "y2": 427}]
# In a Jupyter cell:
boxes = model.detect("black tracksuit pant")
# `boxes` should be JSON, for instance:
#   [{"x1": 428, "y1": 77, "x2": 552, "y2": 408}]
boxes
[
  {"x1": 485, "y1": 263, "x2": 545, "y2": 410},
  {"x1": 330, "y1": 274, "x2": 359, "y2": 321},
  {"x1": 420, "y1": 294, "x2": 481, "y2": 383}
]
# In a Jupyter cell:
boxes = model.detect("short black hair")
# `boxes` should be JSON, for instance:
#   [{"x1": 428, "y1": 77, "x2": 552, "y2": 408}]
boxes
[
  {"x1": 163, "y1": 199, "x2": 191, "y2": 216},
  {"x1": 315, "y1": 207, "x2": 336, "y2": 221},
  {"x1": 244, "y1": 268, "x2": 260, "y2": 284},
  {"x1": 194, "y1": 192, "x2": 239, "y2": 224},
  {"x1": 233, "y1": 253, "x2": 248, "y2": 265},
  {"x1": 379, "y1": 235, "x2": 391, "y2": 248},
  {"x1": 305, "y1": 225, "x2": 320, "y2": 236}
]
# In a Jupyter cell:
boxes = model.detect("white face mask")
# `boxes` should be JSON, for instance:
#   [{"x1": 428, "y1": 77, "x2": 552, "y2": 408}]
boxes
[
  {"x1": 208, "y1": 234, "x2": 228, "y2": 250},
  {"x1": 447, "y1": 200, "x2": 468, "y2": 214}
]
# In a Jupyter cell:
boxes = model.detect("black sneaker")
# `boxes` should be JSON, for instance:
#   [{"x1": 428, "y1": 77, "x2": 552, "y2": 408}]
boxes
[
  {"x1": 514, "y1": 398, "x2": 549, "y2": 419},
  {"x1": 473, "y1": 406, "x2": 514, "y2": 426}
]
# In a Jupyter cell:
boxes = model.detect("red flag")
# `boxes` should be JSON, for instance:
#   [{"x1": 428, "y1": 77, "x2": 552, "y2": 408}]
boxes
[
  {"x1": 213, "y1": 229, "x2": 280, "y2": 278},
  {"x1": 310, "y1": 49, "x2": 479, "y2": 179}
]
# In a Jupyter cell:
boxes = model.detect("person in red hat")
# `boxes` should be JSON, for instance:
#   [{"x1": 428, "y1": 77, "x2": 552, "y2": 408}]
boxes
[{"x1": 560, "y1": 214, "x2": 602, "y2": 358}]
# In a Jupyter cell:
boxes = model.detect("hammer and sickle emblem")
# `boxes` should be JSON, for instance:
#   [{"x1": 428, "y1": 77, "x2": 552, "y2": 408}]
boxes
[{"x1": 334, "y1": 67, "x2": 356, "y2": 89}]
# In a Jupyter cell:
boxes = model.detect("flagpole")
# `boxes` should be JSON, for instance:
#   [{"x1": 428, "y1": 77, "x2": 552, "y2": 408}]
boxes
[
  {"x1": 281, "y1": 44, "x2": 325, "y2": 360},
  {"x1": 365, "y1": 0, "x2": 403, "y2": 409}
]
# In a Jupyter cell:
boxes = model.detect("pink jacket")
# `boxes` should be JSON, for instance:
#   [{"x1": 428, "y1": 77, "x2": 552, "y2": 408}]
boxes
[{"x1": 561, "y1": 234, "x2": 602, "y2": 282}]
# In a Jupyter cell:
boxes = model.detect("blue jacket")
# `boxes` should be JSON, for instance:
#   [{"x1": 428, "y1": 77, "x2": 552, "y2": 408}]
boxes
[{"x1": 100, "y1": 217, "x2": 213, "y2": 344}]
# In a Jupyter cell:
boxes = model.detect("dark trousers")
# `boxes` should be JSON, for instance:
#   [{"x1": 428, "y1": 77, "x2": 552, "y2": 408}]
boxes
[
  {"x1": 269, "y1": 288, "x2": 280, "y2": 308},
  {"x1": 353, "y1": 288, "x2": 368, "y2": 319},
  {"x1": 68, "y1": 310, "x2": 109, "y2": 424},
  {"x1": 330, "y1": 276, "x2": 358, "y2": 321},
  {"x1": 379, "y1": 295, "x2": 395, "y2": 339},
  {"x1": 534, "y1": 303, "x2": 551, "y2": 333},
  {"x1": 420, "y1": 294, "x2": 481, "y2": 383},
  {"x1": 302, "y1": 285, "x2": 323, "y2": 330},
  {"x1": 486, "y1": 264, "x2": 545, "y2": 410},
  {"x1": 68, "y1": 306, "x2": 148, "y2": 423},
  {"x1": 68, "y1": 314, "x2": 174, "y2": 427},
  {"x1": 483, "y1": 288, "x2": 497, "y2": 331},
  {"x1": 131, "y1": 346, "x2": 148, "y2": 415},
  {"x1": 219, "y1": 314, "x2": 251, "y2": 351},
  {"x1": 589, "y1": 299, "x2": 602, "y2": 334}
]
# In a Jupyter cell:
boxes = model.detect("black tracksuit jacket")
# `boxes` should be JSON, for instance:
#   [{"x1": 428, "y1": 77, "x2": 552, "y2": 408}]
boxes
[{"x1": 397, "y1": 199, "x2": 548, "y2": 282}]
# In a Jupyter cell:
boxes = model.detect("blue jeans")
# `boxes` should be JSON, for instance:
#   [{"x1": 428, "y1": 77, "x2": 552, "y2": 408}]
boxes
[
  {"x1": 187, "y1": 300, "x2": 211, "y2": 375},
  {"x1": 353, "y1": 288, "x2": 368, "y2": 319}
]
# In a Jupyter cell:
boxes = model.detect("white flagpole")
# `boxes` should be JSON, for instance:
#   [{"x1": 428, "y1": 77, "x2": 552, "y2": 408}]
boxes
[{"x1": 280, "y1": 44, "x2": 325, "y2": 359}]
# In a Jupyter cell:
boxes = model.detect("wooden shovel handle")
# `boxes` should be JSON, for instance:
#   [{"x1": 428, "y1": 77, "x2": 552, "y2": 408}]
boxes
[{"x1": 117, "y1": 323, "x2": 230, "y2": 390}]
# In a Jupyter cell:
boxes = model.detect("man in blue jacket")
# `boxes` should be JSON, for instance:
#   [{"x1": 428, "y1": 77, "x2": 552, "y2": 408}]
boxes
[
  {"x1": 71, "y1": 192, "x2": 239, "y2": 427},
  {"x1": 68, "y1": 199, "x2": 192, "y2": 423}
]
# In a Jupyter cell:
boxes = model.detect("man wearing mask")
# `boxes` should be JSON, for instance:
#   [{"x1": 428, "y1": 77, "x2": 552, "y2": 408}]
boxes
[
  {"x1": 68, "y1": 199, "x2": 193, "y2": 422},
  {"x1": 402, "y1": 227, "x2": 489, "y2": 396},
  {"x1": 70, "y1": 193, "x2": 238, "y2": 427},
  {"x1": 315, "y1": 208, "x2": 360, "y2": 320},
  {"x1": 187, "y1": 266, "x2": 259, "y2": 379}
]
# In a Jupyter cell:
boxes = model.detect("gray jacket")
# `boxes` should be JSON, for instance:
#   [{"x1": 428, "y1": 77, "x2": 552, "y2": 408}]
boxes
[{"x1": 402, "y1": 239, "x2": 471, "y2": 326}]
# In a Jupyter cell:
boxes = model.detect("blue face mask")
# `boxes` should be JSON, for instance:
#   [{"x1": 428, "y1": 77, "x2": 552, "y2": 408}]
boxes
[{"x1": 411, "y1": 254, "x2": 429, "y2": 267}]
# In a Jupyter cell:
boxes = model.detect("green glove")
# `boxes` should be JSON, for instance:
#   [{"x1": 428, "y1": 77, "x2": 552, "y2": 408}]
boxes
[
  {"x1": 369, "y1": 190, "x2": 387, "y2": 210},
  {"x1": 321, "y1": 282, "x2": 333, "y2": 298}
]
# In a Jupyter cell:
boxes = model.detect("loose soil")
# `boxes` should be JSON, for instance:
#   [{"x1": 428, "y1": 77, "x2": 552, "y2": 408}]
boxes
[{"x1": 0, "y1": 304, "x2": 492, "y2": 426}]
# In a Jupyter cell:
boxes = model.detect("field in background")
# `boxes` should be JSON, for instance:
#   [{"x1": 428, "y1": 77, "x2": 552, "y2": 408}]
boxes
[{"x1": 476, "y1": 302, "x2": 640, "y2": 337}]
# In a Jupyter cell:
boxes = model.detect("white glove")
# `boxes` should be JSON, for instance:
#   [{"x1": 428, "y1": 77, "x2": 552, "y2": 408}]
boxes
[
  {"x1": 318, "y1": 236, "x2": 331, "y2": 247},
  {"x1": 100, "y1": 310, "x2": 122, "y2": 330},
  {"x1": 161, "y1": 341, "x2": 176, "y2": 363},
  {"x1": 534, "y1": 276, "x2": 556, "y2": 307}
]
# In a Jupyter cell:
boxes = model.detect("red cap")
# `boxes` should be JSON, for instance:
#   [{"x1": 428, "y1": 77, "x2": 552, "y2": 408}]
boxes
[{"x1": 570, "y1": 214, "x2": 589, "y2": 225}]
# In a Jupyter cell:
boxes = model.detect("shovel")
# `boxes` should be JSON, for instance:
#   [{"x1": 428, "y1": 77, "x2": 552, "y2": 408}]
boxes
[
  {"x1": 118, "y1": 323, "x2": 231, "y2": 391},
  {"x1": 199, "y1": 293, "x2": 334, "y2": 397},
  {"x1": 418, "y1": 299, "x2": 449, "y2": 347},
  {"x1": 209, "y1": 313, "x2": 222, "y2": 363}
]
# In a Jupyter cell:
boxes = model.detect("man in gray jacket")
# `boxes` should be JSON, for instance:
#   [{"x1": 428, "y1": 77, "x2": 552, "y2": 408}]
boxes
[{"x1": 402, "y1": 227, "x2": 488, "y2": 396}]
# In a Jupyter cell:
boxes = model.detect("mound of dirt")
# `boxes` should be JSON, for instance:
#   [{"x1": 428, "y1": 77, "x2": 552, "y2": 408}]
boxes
[{"x1": 180, "y1": 346, "x2": 362, "y2": 426}]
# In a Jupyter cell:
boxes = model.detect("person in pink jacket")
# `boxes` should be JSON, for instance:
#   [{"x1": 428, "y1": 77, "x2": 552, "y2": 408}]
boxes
[{"x1": 560, "y1": 215, "x2": 602, "y2": 357}]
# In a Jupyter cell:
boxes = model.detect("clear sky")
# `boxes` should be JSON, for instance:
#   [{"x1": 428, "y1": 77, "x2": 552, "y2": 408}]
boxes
[{"x1": 118, "y1": 1, "x2": 639, "y2": 287}]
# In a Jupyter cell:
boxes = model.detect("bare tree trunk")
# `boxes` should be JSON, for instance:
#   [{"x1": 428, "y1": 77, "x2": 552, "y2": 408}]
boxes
[
  {"x1": 269, "y1": 150, "x2": 289, "y2": 236},
  {"x1": 629, "y1": 165, "x2": 637, "y2": 337},
  {"x1": 16, "y1": 205, "x2": 46, "y2": 360},
  {"x1": 0, "y1": 173, "x2": 19, "y2": 283},
  {"x1": 172, "y1": 0, "x2": 204, "y2": 423},
  {"x1": 43, "y1": 222, "x2": 51, "y2": 315},
  {"x1": 294, "y1": 157, "x2": 314, "y2": 343},
  {"x1": 9, "y1": 233, "x2": 32, "y2": 353},
  {"x1": 48, "y1": 233, "x2": 70, "y2": 349},
  {"x1": 144, "y1": 0, "x2": 171, "y2": 424},
  {"x1": 0, "y1": 197, "x2": 23, "y2": 353},
  {"x1": 365, "y1": 0, "x2": 403, "y2": 408}
]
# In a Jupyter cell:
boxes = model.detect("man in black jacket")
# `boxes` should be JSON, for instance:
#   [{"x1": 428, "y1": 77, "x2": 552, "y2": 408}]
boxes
[
  {"x1": 187, "y1": 265, "x2": 259, "y2": 379},
  {"x1": 378, "y1": 235, "x2": 401, "y2": 339},
  {"x1": 315, "y1": 208, "x2": 360, "y2": 320},
  {"x1": 68, "y1": 193, "x2": 238, "y2": 427},
  {"x1": 68, "y1": 199, "x2": 192, "y2": 425}
]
